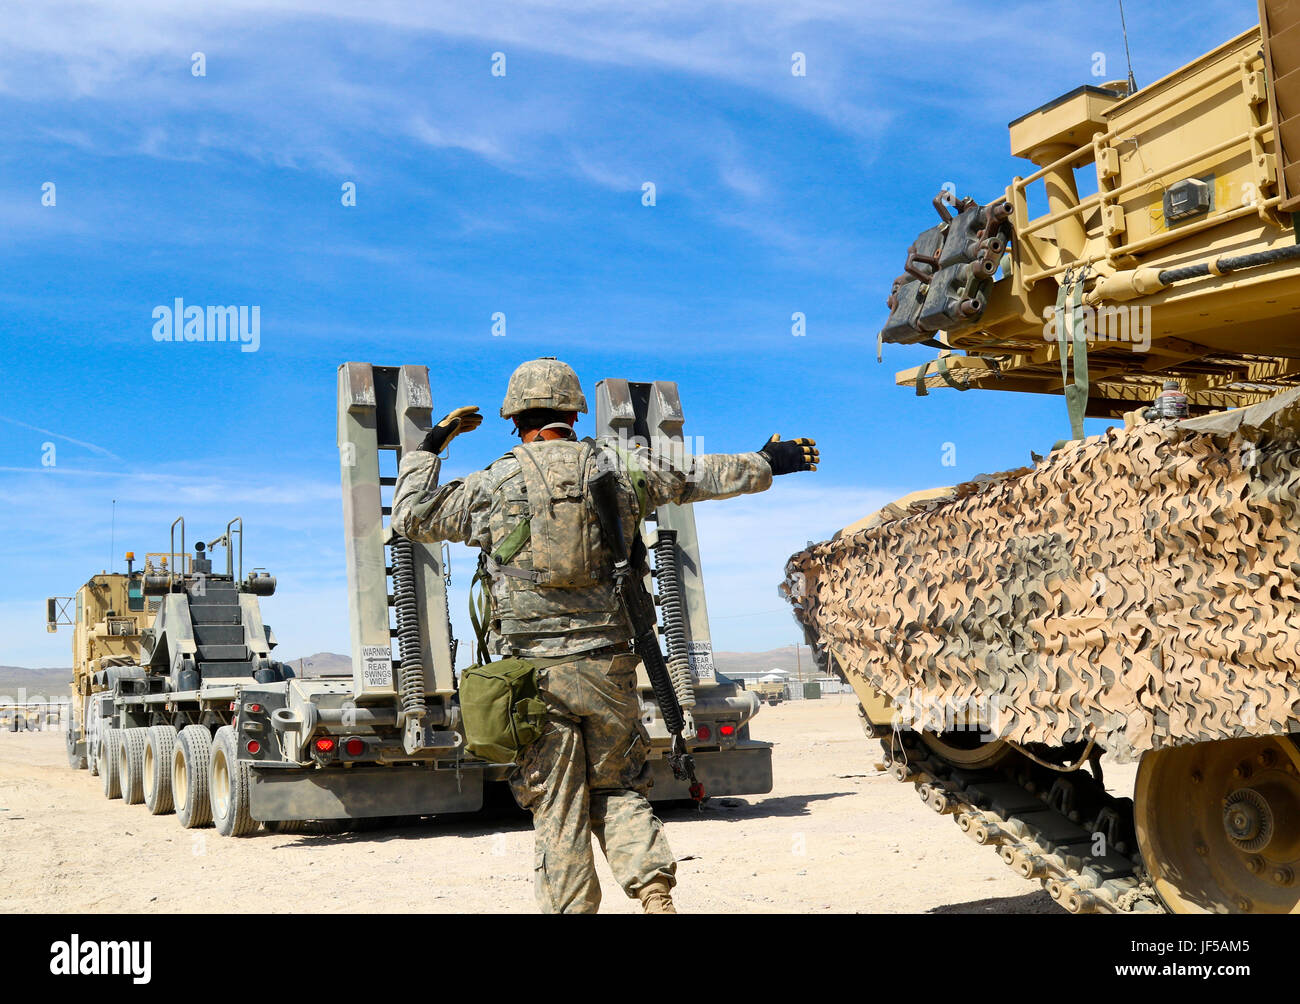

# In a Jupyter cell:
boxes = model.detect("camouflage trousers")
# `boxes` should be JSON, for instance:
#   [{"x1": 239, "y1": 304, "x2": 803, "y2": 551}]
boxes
[{"x1": 509, "y1": 649, "x2": 677, "y2": 914}]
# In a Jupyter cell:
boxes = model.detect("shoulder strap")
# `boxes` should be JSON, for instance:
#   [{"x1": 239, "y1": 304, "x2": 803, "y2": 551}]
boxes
[
  {"x1": 493, "y1": 519, "x2": 531, "y2": 565},
  {"x1": 469, "y1": 557, "x2": 494, "y2": 666},
  {"x1": 609, "y1": 444, "x2": 650, "y2": 523}
]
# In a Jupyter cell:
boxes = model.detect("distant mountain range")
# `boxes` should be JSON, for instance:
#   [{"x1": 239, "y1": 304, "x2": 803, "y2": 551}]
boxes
[
  {"x1": 0, "y1": 645, "x2": 818, "y2": 697},
  {"x1": 0, "y1": 666, "x2": 69, "y2": 699}
]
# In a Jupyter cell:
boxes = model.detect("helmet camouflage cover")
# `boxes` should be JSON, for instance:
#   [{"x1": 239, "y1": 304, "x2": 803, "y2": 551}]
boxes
[{"x1": 500, "y1": 357, "x2": 589, "y2": 418}]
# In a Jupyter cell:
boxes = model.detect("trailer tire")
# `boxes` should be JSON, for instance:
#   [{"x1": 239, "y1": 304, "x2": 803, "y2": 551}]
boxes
[
  {"x1": 144, "y1": 725, "x2": 178, "y2": 815},
  {"x1": 209, "y1": 726, "x2": 257, "y2": 837},
  {"x1": 118, "y1": 727, "x2": 148, "y2": 804},
  {"x1": 99, "y1": 725, "x2": 122, "y2": 799},
  {"x1": 174, "y1": 725, "x2": 213, "y2": 828}
]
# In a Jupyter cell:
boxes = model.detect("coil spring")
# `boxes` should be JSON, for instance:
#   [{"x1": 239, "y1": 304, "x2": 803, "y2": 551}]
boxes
[
  {"x1": 653, "y1": 529, "x2": 696, "y2": 710},
  {"x1": 389, "y1": 537, "x2": 427, "y2": 718}
]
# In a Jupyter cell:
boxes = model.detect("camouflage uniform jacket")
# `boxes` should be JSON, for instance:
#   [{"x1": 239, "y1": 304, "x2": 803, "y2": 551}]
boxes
[{"x1": 392, "y1": 431, "x2": 773, "y2": 658}]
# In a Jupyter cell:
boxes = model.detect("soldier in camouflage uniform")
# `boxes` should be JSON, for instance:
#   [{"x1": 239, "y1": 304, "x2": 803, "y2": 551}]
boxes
[{"x1": 392, "y1": 358, "x2": 818, "y2": 913}]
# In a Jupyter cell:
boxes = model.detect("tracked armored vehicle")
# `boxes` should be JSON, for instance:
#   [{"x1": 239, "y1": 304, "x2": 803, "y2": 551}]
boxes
[{"x1": 784, "y1": 5, "x2": 1300, "y2": 913}]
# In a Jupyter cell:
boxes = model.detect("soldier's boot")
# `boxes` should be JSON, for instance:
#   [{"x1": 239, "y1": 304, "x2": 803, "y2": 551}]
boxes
[{"x1": 637, "y1": 878, "x2": 677, "y2": 914}]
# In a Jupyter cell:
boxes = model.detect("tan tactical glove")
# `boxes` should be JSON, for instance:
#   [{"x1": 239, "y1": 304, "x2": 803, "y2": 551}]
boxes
[{"x1": 419, "y1": 406, "x2": 483, "y2": 454}]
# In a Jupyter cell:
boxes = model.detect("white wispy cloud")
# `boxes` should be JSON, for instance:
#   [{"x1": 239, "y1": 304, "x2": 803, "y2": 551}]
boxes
[
  {"x1": 0, "y1": 1, "x2": 1059, "y2": 187},
  {"x1": 3, "y1": 0, "x2": 1236, "y2": 273},
  {"x1": 0, "y1": 417, "x2": 122, "y2": 461}
]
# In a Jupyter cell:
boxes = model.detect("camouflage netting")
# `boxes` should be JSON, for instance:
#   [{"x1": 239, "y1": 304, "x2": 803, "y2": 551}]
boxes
[{"x1": 784, "y1": 390, "x2": 1300, "y2": 762}]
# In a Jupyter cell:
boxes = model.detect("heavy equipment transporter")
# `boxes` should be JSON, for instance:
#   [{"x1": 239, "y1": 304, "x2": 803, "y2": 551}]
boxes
[{"x1": 49, "y1": 364, "x2": 771, "y2": 836}]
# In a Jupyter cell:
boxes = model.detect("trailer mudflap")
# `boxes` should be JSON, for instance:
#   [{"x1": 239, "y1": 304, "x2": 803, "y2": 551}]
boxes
[
  {"x1": 250, "y1": 763, "x2": 485, "y2": 820},
  {"x1": 647, "y1": 741, "x2": 772, "y2": 800}
]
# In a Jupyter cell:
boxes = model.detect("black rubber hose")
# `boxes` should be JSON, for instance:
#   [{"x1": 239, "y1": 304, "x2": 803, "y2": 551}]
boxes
[{"x1": 1158, "y1": 242, "x2": 1300, "y2": 285}]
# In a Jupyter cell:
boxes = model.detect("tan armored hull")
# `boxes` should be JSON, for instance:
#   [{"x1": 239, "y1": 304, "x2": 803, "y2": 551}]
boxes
[
  {"x1": 786, "y1": 392, "x2": 1300, "y2": 763},
  {"x1": 784, "y1": 391, "x2": 1300, "y2": 912}
]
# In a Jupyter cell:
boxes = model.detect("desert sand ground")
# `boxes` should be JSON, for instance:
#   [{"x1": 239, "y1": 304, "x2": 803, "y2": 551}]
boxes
[{"x1": 0, "y1": 695, "x2": 1137, "y2": 914}]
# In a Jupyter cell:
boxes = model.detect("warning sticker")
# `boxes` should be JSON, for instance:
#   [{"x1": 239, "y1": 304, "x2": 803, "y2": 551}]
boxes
[
  {"x1": 687, "y1": 641, "x2": 716, "y2": 682},
  {"x1": 362, "y1": 645, "x2": 394, "y2": 688}
]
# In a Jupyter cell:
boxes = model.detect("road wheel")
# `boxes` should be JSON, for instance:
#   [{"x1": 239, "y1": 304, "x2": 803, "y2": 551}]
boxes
[
  {"x1": 66, "y1": 717, "x2": 87, "y2": 770},
  {"x1": 1137, "y1": 734, "x2": 1300, "y2": 913},
  {"x1": 143, "y1": 725, "x2": 178, "y2": 815},
  {"x1": 173, "y1": 725, "x2": 213, "y2": 828},
  {"x1": 209, "y1": 726, "x2": 257, "y2": 837},
  {"x1": 118, "y1": 727, "x2": 149, "y2": 805},
  {"x1": 99, "y1": 725, "x2": 122, "y2": 799}
]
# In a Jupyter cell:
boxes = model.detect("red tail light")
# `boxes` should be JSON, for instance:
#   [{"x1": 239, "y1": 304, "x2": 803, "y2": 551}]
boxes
[
  {"x1": 246, "y1": 740, "x2": 261, "y2": 755},
  {"x1": 719, "y1": 724, "x2": 736, "y2": 737},
  {"x1": 314, "y1": 737, "x2": 336, "y2": 753},
  {"x1": 246, "y1": 703, "x2": 262, "y2": 713},
  {"x1": 345, "y1": 738, "x2": 365, "y2": 756},
  {"x1": 695, "y1": 725, "x2": 712, "y2": 741}
]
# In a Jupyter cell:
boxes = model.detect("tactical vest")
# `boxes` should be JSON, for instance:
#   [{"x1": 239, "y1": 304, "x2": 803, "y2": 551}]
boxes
[{"x1": 469, "y1": 438, "x2": 649, "y2": 658}]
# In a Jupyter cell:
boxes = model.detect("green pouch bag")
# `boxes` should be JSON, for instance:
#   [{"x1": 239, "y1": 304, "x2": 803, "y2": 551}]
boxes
[{"x1": 459, "y1": 658, "x2": 549, "y2": 764}]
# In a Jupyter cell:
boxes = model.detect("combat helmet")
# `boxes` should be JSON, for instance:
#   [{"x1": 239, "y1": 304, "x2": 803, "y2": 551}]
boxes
[{"x1": 500, "y1": 357, "x2": 589, "y2": 418}]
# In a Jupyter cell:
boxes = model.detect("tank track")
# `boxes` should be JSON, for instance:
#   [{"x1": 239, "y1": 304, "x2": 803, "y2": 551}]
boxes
[{"x1": 879, "y1": 730, "x2": 1164, "y2": 913}]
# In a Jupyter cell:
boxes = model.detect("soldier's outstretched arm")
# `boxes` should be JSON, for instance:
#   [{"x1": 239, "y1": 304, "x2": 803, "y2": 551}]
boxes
[
  {"x1": 635, "y1": 433, "x2": 818, "y2": 506},
  {"x1": 391, "y1": 452, "x2": 490, "y2": 544}
]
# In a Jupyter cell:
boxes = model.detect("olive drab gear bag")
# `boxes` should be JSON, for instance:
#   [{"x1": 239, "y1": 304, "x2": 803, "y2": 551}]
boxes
[
  {"x1": 459, "y1": 649, "x2": 582, "y2": 763},
  {"x1": 458, "y1": 658, "x2": 548, "y2": 764}
]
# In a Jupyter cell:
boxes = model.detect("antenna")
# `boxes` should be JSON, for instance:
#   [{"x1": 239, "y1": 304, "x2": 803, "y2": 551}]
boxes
[
  {"x1": 110, "y1": 499, "x2": 116, "y2": 572},
  {"x1": 1118, "y1": 0, "x2": 1138, "y2": 94}
]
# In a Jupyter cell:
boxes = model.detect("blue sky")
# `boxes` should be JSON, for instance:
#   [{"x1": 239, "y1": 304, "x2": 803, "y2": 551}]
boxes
[{"x1": 0, "y1": 0, "x2": 1255, "y2": 669}]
